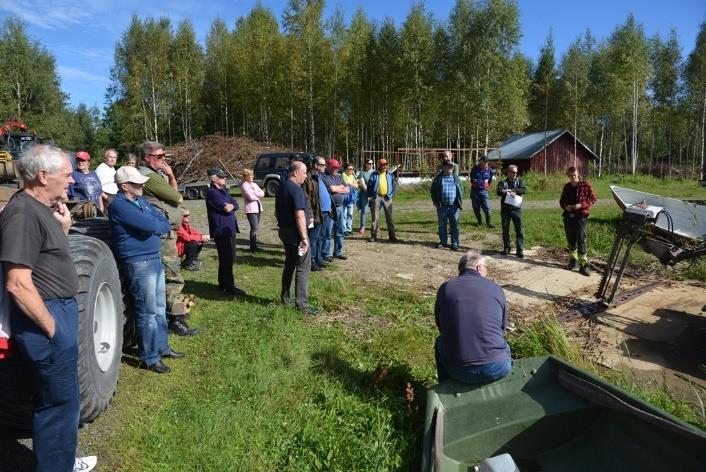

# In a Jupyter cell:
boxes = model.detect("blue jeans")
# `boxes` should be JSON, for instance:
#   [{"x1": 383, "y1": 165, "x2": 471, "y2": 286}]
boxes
[
  {"x1": 320, "y1": 211, "x2": 334, "y2": 260},
  {"x1": 333, "y1": 205, "x2": 346, "y2": 256},
  {"x1": 343, "y1": 203, "x2": 354, "y2": 233},
  {"x1": 437, "y1": 204, "x2": 460, "y2": 247},
  {"x1": 471, "y1": 190, "x2": 492, "y2": 224},
  {"x1": 11, "y1": 297, "x2": 79, "y2": 472},
  {"x1": 435, "y1": 338, "x2": 512, "y2": 384},
  {"x1": 126, "y1": 257, "x2": 170, "y2": 365}
]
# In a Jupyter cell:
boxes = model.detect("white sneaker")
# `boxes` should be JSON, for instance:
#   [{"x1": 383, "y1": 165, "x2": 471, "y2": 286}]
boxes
[{"x1": 74, "y1": 456, "x2": 97, "y2": 472}]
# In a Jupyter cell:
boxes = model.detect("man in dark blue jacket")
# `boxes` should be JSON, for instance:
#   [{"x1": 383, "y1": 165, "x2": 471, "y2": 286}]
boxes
[
  {"x1": 434, "y1": 250, "x2": 511, "y2": 384},
  {"x1": 110, "y1": 166, "x2": 184, "y2": 374},
  {"x1": 206, "y1": 167, "x2": 245, "y2": 296}
]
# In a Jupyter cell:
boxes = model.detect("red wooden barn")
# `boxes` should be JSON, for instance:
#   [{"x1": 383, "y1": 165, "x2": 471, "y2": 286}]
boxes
[{"x1": 487, "y1": 129, "x2": 598, "y2": 175}]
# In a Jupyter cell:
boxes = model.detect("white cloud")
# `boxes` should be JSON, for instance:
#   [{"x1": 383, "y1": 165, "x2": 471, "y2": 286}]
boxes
[
  {"x1": 57, "y1": 65, "x2": 110, "y2": 85},
  {"x1": 0, "y1": 1, "x2": 94, "y2": 29},
  {"x1": 53, "y1": 45, "x2": 113, "y2": 62}
]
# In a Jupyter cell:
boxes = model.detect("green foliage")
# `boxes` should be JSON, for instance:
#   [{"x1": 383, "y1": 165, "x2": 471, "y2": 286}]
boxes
[{"x1": 508, "y1": 316, "x2": 582, "y2": 365}]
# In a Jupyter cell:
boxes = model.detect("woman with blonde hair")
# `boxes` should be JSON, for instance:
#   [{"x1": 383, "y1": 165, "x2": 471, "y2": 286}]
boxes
[{"x1": 241, "y1": 169, "x2": 265, "y2": 251}]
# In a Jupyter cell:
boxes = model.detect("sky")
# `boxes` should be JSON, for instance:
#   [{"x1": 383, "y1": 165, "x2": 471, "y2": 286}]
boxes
[{"x1": 1, "y1": 0, "x2": 704, "y2": 109}]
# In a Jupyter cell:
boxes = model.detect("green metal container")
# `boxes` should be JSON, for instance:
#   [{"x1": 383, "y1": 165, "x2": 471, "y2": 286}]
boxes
[{"x1": 422, "y1": 356, "x2": 706, "y2": 471}]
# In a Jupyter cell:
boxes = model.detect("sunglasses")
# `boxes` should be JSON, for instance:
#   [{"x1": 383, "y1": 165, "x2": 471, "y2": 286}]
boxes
[{"x1": 148, "y1": 153, "x2": 166, "y2": 160}]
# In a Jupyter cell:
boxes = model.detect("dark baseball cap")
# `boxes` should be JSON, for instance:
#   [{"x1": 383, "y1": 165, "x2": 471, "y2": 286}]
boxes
[{"x1": 207, "y1": 167, "x2": 227, "y2": 178}]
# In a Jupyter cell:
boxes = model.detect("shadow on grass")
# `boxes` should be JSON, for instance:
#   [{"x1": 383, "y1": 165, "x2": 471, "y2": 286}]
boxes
[
  {"x1": 183, "y1": 280, "x2": 275, "y2": 306},
  {"x1": 310, "y1": 349, "x2": 428, "y2": 469},
  {"x1": 235, "y1": 253, "x2": 285, "y2": 267}
]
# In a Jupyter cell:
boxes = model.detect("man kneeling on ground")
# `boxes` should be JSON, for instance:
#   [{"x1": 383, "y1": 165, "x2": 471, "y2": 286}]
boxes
[{"x1": 434, "y1": 250, "x2": 511, "y2": 384}]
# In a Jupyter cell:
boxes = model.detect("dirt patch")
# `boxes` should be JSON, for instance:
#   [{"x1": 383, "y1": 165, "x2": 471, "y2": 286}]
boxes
[
  {"x1": 308, "y1": 224, "x2": 706, "y2": 392},
  {"x1": 185, "y1": 197, "x2": 706, "y2": 394}
]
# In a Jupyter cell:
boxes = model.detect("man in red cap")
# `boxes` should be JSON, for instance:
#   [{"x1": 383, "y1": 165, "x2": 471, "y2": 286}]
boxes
[
  {"x1": 319, "y1": 158, "x2": 350, "y2": 261},
  {"x1": 366, "y1": 158, "x2": 398, "y2": 242},
  {"x1": 68, "y1": 151, "x2": 105, "y2": 215}
]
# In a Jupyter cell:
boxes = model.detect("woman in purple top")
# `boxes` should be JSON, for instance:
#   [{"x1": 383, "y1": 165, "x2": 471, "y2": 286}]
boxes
[{"x1": 68, "y1": 151, "x2": 105, "y2": 214}]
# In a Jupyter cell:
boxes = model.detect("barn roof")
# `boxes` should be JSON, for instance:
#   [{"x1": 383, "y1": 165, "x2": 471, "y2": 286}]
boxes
[{"x1": 487, "y1": 129, "x2": 598, "y2": 161}]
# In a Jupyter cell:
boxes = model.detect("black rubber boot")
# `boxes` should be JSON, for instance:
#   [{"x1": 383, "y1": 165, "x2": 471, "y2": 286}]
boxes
[{"x1": 168, "y1": 315, "x2": 199, "y2": 336}]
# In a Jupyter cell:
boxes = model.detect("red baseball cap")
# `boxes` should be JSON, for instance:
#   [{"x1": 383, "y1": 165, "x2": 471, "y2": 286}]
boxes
[
  {"x1": 75, "y1": 151, "x2": 91, "y2": 161},
  {"x1": 327, "y1": 158, "x2": 341, "y2": 169}
]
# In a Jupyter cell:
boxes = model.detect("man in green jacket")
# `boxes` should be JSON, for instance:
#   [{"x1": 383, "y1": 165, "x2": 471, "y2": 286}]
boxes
[
  {"x1": 138, "y1": 141, "x2": 198, "y2": 336},
  {"x1": 431, "y1": 160, "x2": 464, "y2": 251}
]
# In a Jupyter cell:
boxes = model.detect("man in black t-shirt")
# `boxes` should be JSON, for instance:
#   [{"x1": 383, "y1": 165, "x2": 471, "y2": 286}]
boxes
[
  {"x1": 275, "y1": 161, "x2": 318, "y2": 315},
  {"x1": 0, "y1": 145, "x2": 96, "y2": 471}
]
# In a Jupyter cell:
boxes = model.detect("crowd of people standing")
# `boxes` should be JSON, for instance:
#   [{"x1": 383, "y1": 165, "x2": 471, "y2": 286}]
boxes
[{"x1": 0, "y1": 141, "x2": 598, "y2": 471}]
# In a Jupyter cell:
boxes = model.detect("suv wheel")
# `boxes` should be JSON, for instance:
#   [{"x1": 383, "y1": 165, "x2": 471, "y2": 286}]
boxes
[{"x1": 265, "y1": 179, "x2": 279, "y2": 197}]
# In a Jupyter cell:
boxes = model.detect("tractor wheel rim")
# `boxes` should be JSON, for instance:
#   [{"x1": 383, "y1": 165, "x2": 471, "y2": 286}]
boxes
[{"x1": 93, "y1": 282, "x2": 117, "y2": 372}]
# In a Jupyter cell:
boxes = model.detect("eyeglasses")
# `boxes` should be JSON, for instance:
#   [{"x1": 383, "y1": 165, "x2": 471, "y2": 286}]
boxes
[
  {"x1": 148, "y1": 153, "x2": 166, "y2": 160},
  {"x1": 315, "y1": 162, "x2": 325, "y2": 167}
]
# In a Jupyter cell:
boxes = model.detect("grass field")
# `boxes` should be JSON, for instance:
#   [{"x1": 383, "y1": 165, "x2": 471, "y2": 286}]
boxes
[{"x1": 80, "y1": 181, "x2": 706, "y2": 470}]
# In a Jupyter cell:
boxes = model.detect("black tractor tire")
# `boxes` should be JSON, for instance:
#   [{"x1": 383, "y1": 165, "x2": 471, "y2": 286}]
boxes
[
  {"x1": 120, "y1": 267, "x2": 137, "y2": 349},
  {"x1": 69, "y1": 217, "x2": 113, "y2": 248},
  {"x1": 265, "y1": 178, "x2": 279, "y2": 197},
  {"x1": 69, "y1": 235, "x2": 124, "y2": 423},
  {"x1": 199, "y1": 187, "x2": 208, "y2": 199},
  {"x1": 185, "y1": 187, "x2": 199, "y2": 200}
]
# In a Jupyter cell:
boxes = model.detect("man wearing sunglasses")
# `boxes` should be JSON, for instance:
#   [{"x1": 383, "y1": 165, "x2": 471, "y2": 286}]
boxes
[
  {"x1": 356, "y1": 159, "x2": 375, "y2": 235},
  {"x1": 496, "y1": 165, "x2": 526, "y2": 258},
  {"x1": 138, "y1": 141, "x2": 198, "y2": 337}
]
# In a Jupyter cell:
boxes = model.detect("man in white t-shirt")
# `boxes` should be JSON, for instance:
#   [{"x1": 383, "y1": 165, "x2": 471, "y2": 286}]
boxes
[{"x1": 95, "y1": 148, "x2": 118, "y2": 208}]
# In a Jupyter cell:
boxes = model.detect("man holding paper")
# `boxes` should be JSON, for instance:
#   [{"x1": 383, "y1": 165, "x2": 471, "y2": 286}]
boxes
[{"x1": 496, "y1": 165, "x2": 526, "y2": 258}]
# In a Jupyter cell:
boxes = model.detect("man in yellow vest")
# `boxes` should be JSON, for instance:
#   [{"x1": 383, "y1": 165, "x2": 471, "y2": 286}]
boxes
[{"x1": 366, "y1": 158, "x2": 399, "y2": 243}]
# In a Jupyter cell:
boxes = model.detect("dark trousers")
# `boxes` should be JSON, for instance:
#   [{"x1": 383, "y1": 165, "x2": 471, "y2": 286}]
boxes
[
  {"x1": 471, "y1": 190, "x2": 492, "y2": 224},
  {"x1": 309, "y1": 223, "x2": 322, "y2": 264},
  {"x1": 278, "y1": 226, "x2": 311, "y2": 309},
  {"x1": 214, "y1": 235, "x2": 235, "y2": 290},
  {"x1": 501, "y1": 207, "x2": 524, "y2": 252},
  {"x1": 246, "y1": 212, "x2": 261, "y2": 250},
  {"x1": 11, "y1": 298, "x2": 79, "y2": 472},
  {"x1": 563, "y1": 216, "x2": 588, "y2": 256},
  {"x1": 182, "y1": 241, "x2": 203, "y2": 266}
]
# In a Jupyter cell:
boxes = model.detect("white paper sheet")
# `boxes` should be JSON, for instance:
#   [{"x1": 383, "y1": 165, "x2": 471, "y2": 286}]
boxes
[{"x1": 505, "y1": 193, "x2": 523, "y2": 207}]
